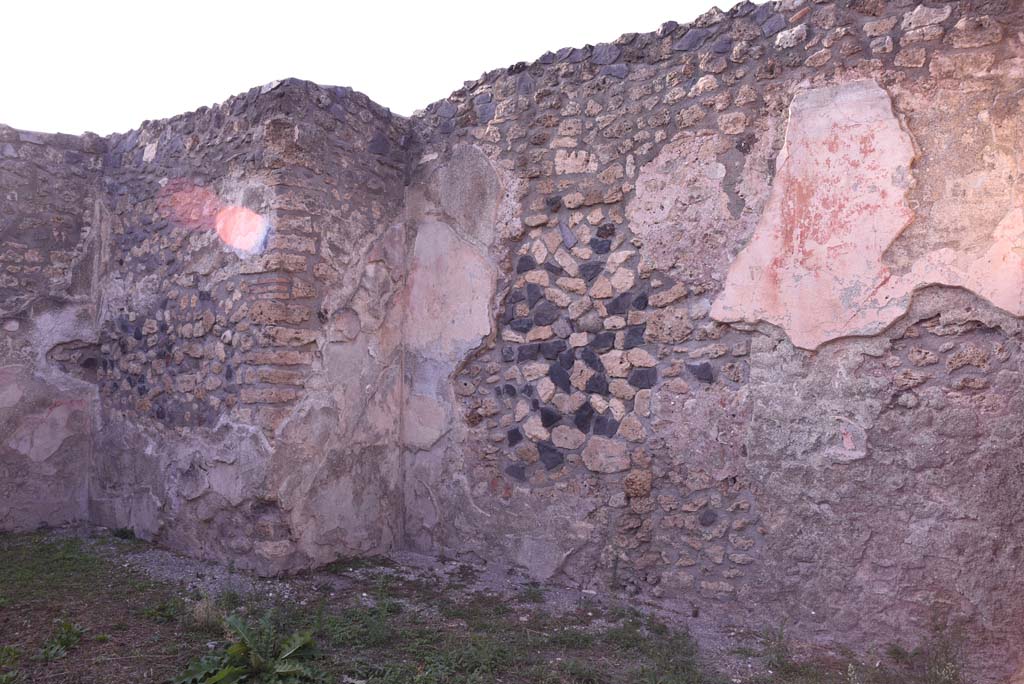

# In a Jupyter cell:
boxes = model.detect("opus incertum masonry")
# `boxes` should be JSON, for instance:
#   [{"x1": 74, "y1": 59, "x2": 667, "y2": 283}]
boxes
[{"x1": 3, "y1": 2, "x2": 1024, "y2": 681}]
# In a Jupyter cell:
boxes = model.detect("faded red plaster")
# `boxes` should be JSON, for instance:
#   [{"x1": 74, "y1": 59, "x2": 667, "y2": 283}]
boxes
[
  {"x1": 713, "y1": 80, "x2": 917, "y2": 349},
  {"x1": 714, "y1": 80, "x2": 1024, "y2": 349}
]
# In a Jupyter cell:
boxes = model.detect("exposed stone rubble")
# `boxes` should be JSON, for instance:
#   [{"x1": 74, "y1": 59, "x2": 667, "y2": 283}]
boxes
[{"x1": 3, "y1": 1, "x2": 1024, "y2": 681}]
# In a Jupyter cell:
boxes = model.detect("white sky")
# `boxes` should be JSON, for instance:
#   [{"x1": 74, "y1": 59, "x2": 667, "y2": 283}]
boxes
[{"x1": 2, "y1": 0, "x2": 722, "y2": 136}]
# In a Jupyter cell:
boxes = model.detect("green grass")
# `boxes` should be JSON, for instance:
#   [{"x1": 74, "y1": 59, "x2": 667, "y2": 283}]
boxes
[
  {"x1": 521, "y1": 582, "x2": 546, "y2": 604},
  {"x1": 322, "y1": 605, "x2": 395, "y2": 648},
  {"x1": 602, "y1": 620, "x2": 646, "y2": 651},
  {"x1": 34, "y1": 619, "x2": 85, "y2": 662},
  {"x1": 344, "y1": 633, "x2": 515, "y2": 684},
  {"x1": 143, "y1": 597, "x2": 185, "y2": 623},
  {"x1": 877, "y1": 634, "x2": 967, "y2": 684},
  {"x1": 0, "y1": 532, "x2": 214, "y2": 682},
  {"x1": 441, "y1": 593, "x2": 513, "y2": 632},
  {"x1": 561, "y1": 658, "x2": 605, "y2": 684},
  {"x1": 548, "y1": 628, "x2": 595, "y2": 649},
  {"x1": 321, "y1": 590, "x2": 721, "y2": 684},
  {"x1": 635, "y1": 627, "x2": 718, "y2": 684},
  {"x1": 0, "y1": 644, "x2": 21, "y2": 682},
  {"x1": 0, "y1": 536, "x2": 105, "y2": 603},
  {"x1": 0, "y1": 647, "x2": 20, "y2": 668},
  {"x1": 216, "y1": 589, "x2": 243, "y2": 612},
  {"x1": 746, "y1": 625, "x2": 969, "y2": 684},
  {"x1": 318, "y1": 576, "x2": 403, "y2": 649},
  {"x1": 0, "y1": 531, "x2": 975, "y2": 684}
]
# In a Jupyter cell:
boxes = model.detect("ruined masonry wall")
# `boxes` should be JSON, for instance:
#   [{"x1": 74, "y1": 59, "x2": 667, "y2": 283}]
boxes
[
  {"x1": 2, "y1": 83, "x2": 412, "y2": 573},
  {"x1": 0, "y1": 126, "x2": 104, "y2": 531},
  {"x1": 2, "y1": 0, "x2": 1024, "y2": 681},
  {"x1": 405, "y1": 1, "x2": 1024, "y2": 681}
]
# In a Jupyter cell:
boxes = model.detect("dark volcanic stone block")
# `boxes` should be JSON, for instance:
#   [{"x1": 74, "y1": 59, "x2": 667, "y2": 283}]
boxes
[
  {"x1": 585, "y1": 373, "x2": 609, "y2": 395},
  {"x1": 533, "y1": 301, "x2": 561, "y2": 326},
  {"x1": 517, "y1": 344, "x2": 540, "y2": 362},
  {"x1": 538, "y1": 442, "x2": 564, "y2": 470},
  {"x1": 628, "y1": 367, "x2": 657, "y2": 389},
  {"x1": 516, "y1": 255, "x2": 537, "y2": 273},
  {"x1": 687, "y1": 361, "x2": 715, "y2": 383},
  {"x1": 526, "y1": 283, "x2": 543, "y2": 308},
  {"x1": 505, "y1": 463, "x2": 527, "y2": 481},
  {"x1": 510, "y1": 317, "x2": 533, "y2": 333},
  {"x1": 591, "y1": 332, "x2": 615, "y2": 353},
  {"x1": 580, "y1": 262, "x2": 604, "y2": 282},
  {"x1": 580, "y1": 347, "x2": 603, "y2": 371},
  {"x1": 549, "y1": 364, "x2": 572, "y2": 392},
  {"x1": 673, "y1": 27, "x2": 711, "y2": 51},
  {"x1": 623, "y1": 325, "x2": 646, "y2": 349},
  {"x1": 574, "y1": 403, "x2": 595, "y2": 432},
  {"x1": 541, "y1": 340, "x2": 567, "y2": 359},
  {"x1": 606, "y1": 293, "x2": 633, "y2": 315},
  {"x1": 593, "y1": 414, "x2": 619, "y2": 437},
  {"x1": 540, "y1": 407, "x2": 562, "y2": 428}
]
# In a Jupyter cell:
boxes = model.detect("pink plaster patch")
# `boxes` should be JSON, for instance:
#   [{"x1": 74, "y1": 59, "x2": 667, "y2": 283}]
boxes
[
  {"x1": 713, "y1": 80, "x2": 1024, "y2": 349},
  {"x1": 712, "y1": 80, "x2": 916, "y2": 349},
  {"x1": 909, "y1": 208, "x2": 1024, "y2": 316}
]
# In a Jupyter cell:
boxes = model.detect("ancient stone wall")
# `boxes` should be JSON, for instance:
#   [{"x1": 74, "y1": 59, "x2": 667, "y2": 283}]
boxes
[
  {"x1": 87, "y1": 81, "x2": 412, "y2": 573},
  {"x1": 3, "y1": 82, "x2": 412, "y2": 573},
  {"x1": 403, "y1": 1, "x2": 1024, "y2": 680},
  {"x1": 0, "y1": 125, "x2": 105, "y2": 531},
  {"x1": 3, "y1": 0, "x2": 1024, "y2": 680}
]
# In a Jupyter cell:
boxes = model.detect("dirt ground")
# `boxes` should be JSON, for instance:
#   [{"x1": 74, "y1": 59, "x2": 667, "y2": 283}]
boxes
[{"x1": 0, "y1": 526, "x2": 963, "y2": 684}]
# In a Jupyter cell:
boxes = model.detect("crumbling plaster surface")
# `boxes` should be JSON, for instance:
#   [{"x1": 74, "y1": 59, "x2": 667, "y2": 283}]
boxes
[
  {"x1": 403, "y1": 2, "x2": 1024, "y2": 678},
  {"x1": 712, "y1": 79, "x2": 918, "y2": 348},
  {"x1": 400, "y1": 146, "x2": 597, "y2": 581},
  {"x1": 714, "y1": 77, "x2": 1024, "y2": 349},
  {"x1": 6, "y1": 1, "x2": 1024, "y2": 681},
  {"x1": 22, "y1": 81, "x2": 416, "y2": 574},
  {"x1": 0, "y1": 125, "x2": 104, "y2": 532}
]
